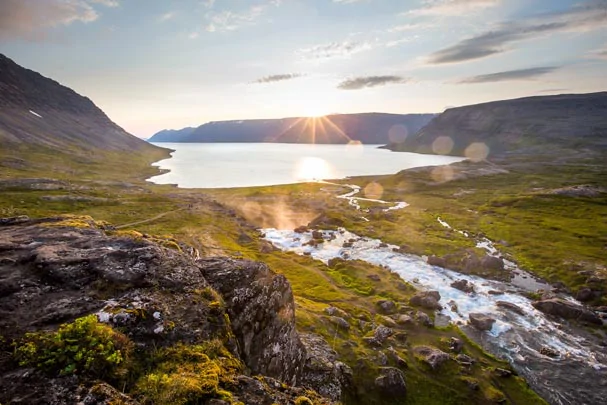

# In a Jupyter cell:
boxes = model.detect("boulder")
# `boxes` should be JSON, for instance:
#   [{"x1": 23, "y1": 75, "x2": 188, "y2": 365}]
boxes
[
  {"x1": 312, "y1": 230, "x2": 324, "y2": 240},
  {"x1": 449, "y1": 337, "x2": 464, "y2": 353},
  {"x1": 496, "y1": 301, "x2": 525, "y2": 316},
  {"x1": 363, "y1": 325, "x2": 394, "y2": 347},
  {"x1": 396, "y1": 314, "x2": 414, "y2": 326},
  {"x1": 299, "y1": 333, "x2": 352, "y2": 402},
  {"x1": 386, "y1": 347, "x2": 408, "y2": 369},
  {"x1": 468, "y1": 313, "x2": 496, "y2": 331},
  {"x1": 539, "y1": 347, "x2": 559, "y2": 358},
  {"x1": 480, "y1": 255, "x2": 505, "y2": 271},
  {"x1": 374, "y1": 367, "x2": 407, "y2": 397},
  {"x1": 376, "y1": 300, "x2": 397, "y2": 314},
  {"x1": 531, "y1": 298, "x2": 602, "y2": 325},
  {"x1": 414, "y1": 346, "x2": 450, "y2": 370},
  {"x1": 409, "y1": 291, "x2": 442, "y2": 310},
  {"x1": 450, "y1": 279, "x2": 475, "y2": 293},
  {"x1": 328, "y1": 316, "x2": 350, "y2": 330},
  {"x1": 576, "y1": 287, "x2": 594, "y2": 302},
  {"x1": 324, "y1": 306, "x2": 349, "y2": 319},
  {"x1": 415, "y1": 311, "x2": 434, "y2": 327},
  {"x1": 427, "y1": 255, "x2": 446, "y2": 267}
]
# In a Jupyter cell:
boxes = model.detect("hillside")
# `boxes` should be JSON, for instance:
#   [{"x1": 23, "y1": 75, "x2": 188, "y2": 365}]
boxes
[
  {"x1": 0, "y1": 54, "x2": 164, "y2": 155},
  {"x1": 149, "y1": 113, "x2": 435, "y2": 144},
  {"x1": 385, "y1": 92, "x2": 607, "y2": 157}
]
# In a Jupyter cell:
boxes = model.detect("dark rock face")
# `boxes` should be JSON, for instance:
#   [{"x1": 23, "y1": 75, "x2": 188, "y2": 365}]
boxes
[
  {"x1": 532, "y1": 298, "x2": 602, "y2": 325},
  {"x1": 468, "y1": 313, "x2": 496, "y2": 331},
  {"x1": 0, "y1": 54, "x2": 162, "y2": 153},
  {"x1": 410, "y1": 291, "x2": 442, "y2": 310},
  {"x1": 299, "y1": 333, "x2": 353, "y2": 401},
  {"x1": 374, "y1": 367, "x2": 407, "y2": 397},
  {"x1": 198, "y1": 257, "x2": 307, "y2": 386}
]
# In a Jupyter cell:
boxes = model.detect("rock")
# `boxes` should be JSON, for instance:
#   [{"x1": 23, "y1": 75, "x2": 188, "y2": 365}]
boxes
[
  {"x1": 450, "y1": 279, "x2": 475, "y2": 293},
  {"x1": 488, "y1": 290, "x2": 504, "y2": 295},
  {"x1": 258, "y1": 240, "x2": 276, "y2": 253},
  {"x1": 0, "y1": 215, "x2": 30, "y2": 226},
  {"x1": 376, "y1": 300, "x2": 397, "y2": 314},
  {"x1": 199, "y1": 257, "x2": 307, "y2": 385},
  {"x1": 380, "y1": 315, "x2": 398, "y2": 328},
  {"x1": 374, "y1": 367, "x2": 407, "y2": 397},
  {"x1": 312, "y1": 230, "x2": 324, "y2": 240},
  {"x1": 396, "y1": 314, "x2": 414, "y2": 326},
  {"x1": 376, "y1": 351, "x2": 388, "y2": 366},
  {"x1": 455, "y1": 354, "x2": 475, "y2": 365},
  {"x1": 427, "y1": 255, "x2": 446, "y2": 267},
  {"x1": 532, "y1": 298, "x2": 602, "y2": 325},
  {"x1": 494, "y1": 368, "x2": 513, "y2": 377},
  {"x1": 294, "y1": 225, "x2": 309, "y2": 233},
  {"x1": 409, "y1": 291, "x2": 442, "y2": 310},
  {"x1": 299, "y1": 333, "x2": 352, "y2": 402},
  {"x1": 576, "y1": 287, "x2": 594, "y2": 302},
  {"x1": 480, "y1": 255, "x2": 505, "y2": 271},
  {"x1": 325, "y1": 306, "x2": 349, "y2": 318},
  {"x1": 461, "y1": 377, "x2": 480, "y2": 391},
  {"x1": 415, "y1": 311, "x2": 434, "y2": 327},
  {"x1": 496, "y1": 301, "x2": 525, "y2": 316},
  {"x1": 540, "y1": 347, "x2": 559, "y2": 358},
  {"x1": 449, "y1": 337, "x2": 464, "y2": 353},
  {"x1": 367, "y1": 274, "x2": 381, "y2": 281},
  {"x1": 414, "y1": 346, "x2": 450, "y2": 370},
  {"x1": 434, "y1": 313, "x2": 451, "y2": 327},
  {"x1": 237, "y1": 232, "x2": 253, "y2": 245},
  {"x1": 342, "y1": 241, "x2": 353, "y2": 248},
  {"x1": 386, "y1": 347, "x2": 408, "y2": 369},
  {"x1": 363, "y1": 325, "x2": 394, "y2": 347},
  {"x1": 328, "y1": 316, "x2": 350, "y2": 330},
  {"x1": 468, "y1": 313, "x2": 496, "y2": 331},
  {"x1": 447, "y1": 300, "x2": 459, "y2": 312},
  {"x1": 393, "y1": 332, "x2": 408, "y2": 343}
]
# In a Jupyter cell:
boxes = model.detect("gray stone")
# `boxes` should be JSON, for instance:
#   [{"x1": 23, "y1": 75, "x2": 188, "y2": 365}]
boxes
[
  {"x1": 414, "y1": 346, "x2": 450, "y2": 370},
  {"x1": 374, "y1": 367, "x2": 407, "y2": 397},
  {"x1": 410, "y1": 291, "x2": 442, "y2": 310},
  {"x1": 468, "y1": 313, "x2": 496, "y2": 331}
]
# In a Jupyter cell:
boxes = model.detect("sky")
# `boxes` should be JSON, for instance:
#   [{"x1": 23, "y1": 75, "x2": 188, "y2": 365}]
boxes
[{"x1": 0, "y1": 0, "x2": 606, "y2": 137}]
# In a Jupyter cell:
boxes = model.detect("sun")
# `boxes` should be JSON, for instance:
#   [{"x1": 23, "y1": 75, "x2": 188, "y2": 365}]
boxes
[{"x1": 294, "y1": 157, "x2": 335, "y2": 182}]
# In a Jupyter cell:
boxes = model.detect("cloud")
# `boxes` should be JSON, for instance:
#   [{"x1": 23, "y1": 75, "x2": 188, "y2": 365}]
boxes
[
  {"x1": 389, "y1": 23, "x2": 429, "y2": 32},
  {"x1": 427, "y1": 1, "x2": 607, "y2": 64},
  {"x1": 205, "y1": 5, "x2": 266, "y2": 32},
  {"x1": 159, "y1": 12, "x2": 175, "y2": 22},
  {"x1": 587, "y1": 45, "x2": 607, "y2": 60},
  {"x1": 299, "y1": 41, "x2": 372, "y2": 59},
  {"x1": 456, "y1": 66, "x2": 560, "y2": 84},
  {"x1": 386, "y1": 36, "x2": 417, "y2": 47},
  {"x1": 333, "y1": 0, "x2": 367, "y2": 3},
  {"x1": 0, "y1": 0, "x2": 98, "y2": 41},
  {"x1": 201, "y1": 0, "x2": 215, "y2": 8},
  {"x1": 253, "y1": 73, "x2": 303, "y2": 84},
  {"x1": 409, "y1": 0, "x2": 501, "y2": 16},
  {"x1": 537, "y1": 88, "x2": 569, "y2": 93},
  {"x1": 337, "y1": 75, "x2": 408, "y2": 90},
  {"x1": 90, "y1": 0, "x2": 118, "y2": 6}
]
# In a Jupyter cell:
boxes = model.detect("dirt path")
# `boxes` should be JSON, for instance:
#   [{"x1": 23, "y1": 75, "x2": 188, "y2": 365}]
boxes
[{"x1": 115, "y1": 209, "x2": 183, "y2": 230}]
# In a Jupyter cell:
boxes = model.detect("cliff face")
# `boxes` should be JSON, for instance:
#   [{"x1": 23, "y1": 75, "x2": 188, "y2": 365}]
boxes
[
  {"x1": 0, "y1": 54, "x2": 161, "y2": 153},
  {"x1": 149, "y1": 113, "x2": 436, "y2": 144},
  {"x1": 386, "y1": 92, "x2": 607, "y2": 157}
]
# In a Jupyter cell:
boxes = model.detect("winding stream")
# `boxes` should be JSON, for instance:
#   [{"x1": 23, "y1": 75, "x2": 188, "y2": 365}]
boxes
[{"x1": 262, "y1": 183, "x2": 607, "y2": 405}]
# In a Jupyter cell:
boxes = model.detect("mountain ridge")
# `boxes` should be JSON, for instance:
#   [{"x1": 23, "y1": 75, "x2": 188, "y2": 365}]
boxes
[{"x1": 149, "y1": 112, "x2": 436, "y2": 144}]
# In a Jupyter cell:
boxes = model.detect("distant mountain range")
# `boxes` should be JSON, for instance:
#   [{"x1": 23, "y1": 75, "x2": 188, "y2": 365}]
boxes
[
  {"x1": 384, "y1": 92, "x2": 607, "y2": 157},
  {"x1": 148, "y1": 113, "x2": 436, "y2": 144},
  {"x1": 0, "y1": 54, "x2": 163, "y2": 155}
]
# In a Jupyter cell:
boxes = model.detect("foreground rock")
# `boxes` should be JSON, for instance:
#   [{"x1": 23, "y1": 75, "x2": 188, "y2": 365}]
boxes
[
  {"x1": 413, "y1": 346, "x2": 450, "y2": 370},
  {"x1": 409, "y1": 291, "x2": 442, "y2": 310},
  {"x1": 532, "y1": 298, "x2": 602, "y2": 325},
  {"x1": 374, "y1": 367, "x2": 407, "y2": 397},
  {"x1": 0, "y1": 217, "x2": 336, "y2": 404}
]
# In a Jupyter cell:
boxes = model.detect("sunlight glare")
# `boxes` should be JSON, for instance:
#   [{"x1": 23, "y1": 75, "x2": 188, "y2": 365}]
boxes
[{"x1": 294, "y1": 157, "x2": 335, "y2": 182}]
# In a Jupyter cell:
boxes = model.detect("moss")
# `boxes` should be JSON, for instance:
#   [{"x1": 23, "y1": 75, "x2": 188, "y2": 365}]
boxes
[
  {"x1": 14, "y1": 314, "x2": 132, "y2": 378},
  {"x1": 134, "y1": 340, "x2": 242, "y2": 405},
  {"x1": 294, "y1": 396, "x2": 314, "y2": 405}
]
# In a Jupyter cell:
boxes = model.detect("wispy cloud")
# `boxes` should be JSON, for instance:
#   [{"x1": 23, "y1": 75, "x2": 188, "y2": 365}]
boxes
[
  {"x1": 587, "y1": 45, "x2": 607, "y2": 60},
  {"x1": 159, "y1": 11, "x2": 175, "y2": 22},
  {"x1": 254, "y1": 73, "x2": 303, "y2": 83},
  {"x1": 90, "y1": 0, "x2": 119, "y2": 7},
  {"x1": 427, "y1": 1, "x2": 607, "y2": 64},
  {"x1": 389, "y1": 23, "x2": 429, "y2": 32},
  {"x1": 386, "y1": 36, "x2": 417, "y2": 48},
  {"x1": 408, "y1": 0, "x2": 501, "y2": 16},
  {"x1": 205, "y1": 4, "x2": 271, "y2": 32},
  {"x1": 337, "y1": 75, "x2": 408, "y2": 90},
  {"x1": 299, "y1": 40, "x2": 372, "y2": 59},
  {"x1": 201, "y1": 0, "x2": 215, "y2": 8},
  {"x1": 456, "y1": 66, "x2": 560, "y2": 84},
  {"x1": 0, "y1": 0, "x2": 98, "y2": 42}
]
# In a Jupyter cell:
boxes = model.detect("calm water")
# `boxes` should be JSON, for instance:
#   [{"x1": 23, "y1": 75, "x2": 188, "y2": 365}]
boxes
[{"x1": 147, "y1": 143, "x2": 465, "y2": 188}]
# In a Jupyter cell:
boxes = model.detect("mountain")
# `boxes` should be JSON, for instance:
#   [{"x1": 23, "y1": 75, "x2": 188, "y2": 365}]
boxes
[
  {"x1": 149, "y1": 113, "x2": 436, "y2": 144},
  {"x1": 384, "y1": 92, "x2": 607, "y2": 157},
  {"x1": 0, "y1": 54, "x2": 163, "y2": 155}
]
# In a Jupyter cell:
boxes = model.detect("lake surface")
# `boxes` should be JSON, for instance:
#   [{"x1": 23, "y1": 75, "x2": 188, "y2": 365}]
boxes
[{"x1": 148, "y1": 143, "x2": 465, "y2": 188}]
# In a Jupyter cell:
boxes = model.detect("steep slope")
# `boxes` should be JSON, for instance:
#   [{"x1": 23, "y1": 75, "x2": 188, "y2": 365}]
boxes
[
  {"x1": 149, "y1": 113, "x2": 435, "y2": 144},
  {"x1": 0, "y1": 54, "x2": 162, "y2": 154},
  {"x1": 385, "y1": 92, "x2": 607, "y2": 157}
]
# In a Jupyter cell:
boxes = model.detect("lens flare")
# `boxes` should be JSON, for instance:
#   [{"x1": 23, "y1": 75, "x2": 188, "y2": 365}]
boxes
[
  {"x1": 388, "y1": 124, "x2": 408, "y2": 143},
  {"x1": 465, "y1": 142, "x2": 489, "y2": 162},
  {"x1": 431, "y1": 165, "x2": 455, "y2": 183},
  {"x1": 432, "y1": 136, "x2": 454, "y2": 155},
  {"x1": 295, "y1": 157, "x2": 334, "y2": 181},
  {"x1": 364, "y1": 182, "x2": 384, "y2": 200}
]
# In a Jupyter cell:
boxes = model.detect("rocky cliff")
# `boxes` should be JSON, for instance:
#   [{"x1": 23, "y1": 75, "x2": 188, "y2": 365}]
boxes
[
  {"x1": 149, "y1": 113, "x2": 436, "y2": 144},
  {"x1": 0, "y1": 54, "x2": 162, "y2": 154},
  {"x1": 385, "y1": 92, "x2": 607, "y2": 157},
  {"x1": 0, "y1": 216, "x2": 346, "y2": 404}
]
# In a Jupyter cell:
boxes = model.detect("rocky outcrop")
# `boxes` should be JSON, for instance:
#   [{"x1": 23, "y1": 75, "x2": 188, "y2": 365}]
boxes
[
  {"x1": 532, "y1": 298, "x2": 602, "y2": 325},
  {"x1": 299, "y1": 333, "x2": 353, "y2": 401},
  {"x1": 468, "y1": 313, "x2": 496, "y2": 331},
  {"x1": 364, "y1": 325, "x2": 394, "y2": 347},
  {"x1": 414, "y1": 346, "x2": 450, "y2": 370},
  {"x1": 410, "y1": 291, "x2": 442, "y2": 310},
  {"x1": 374, "y1": 367, "x2": 407, "y2": 397},
  {"x1": 198, "y1": 257, "x2": 307, "y2": 386}
]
